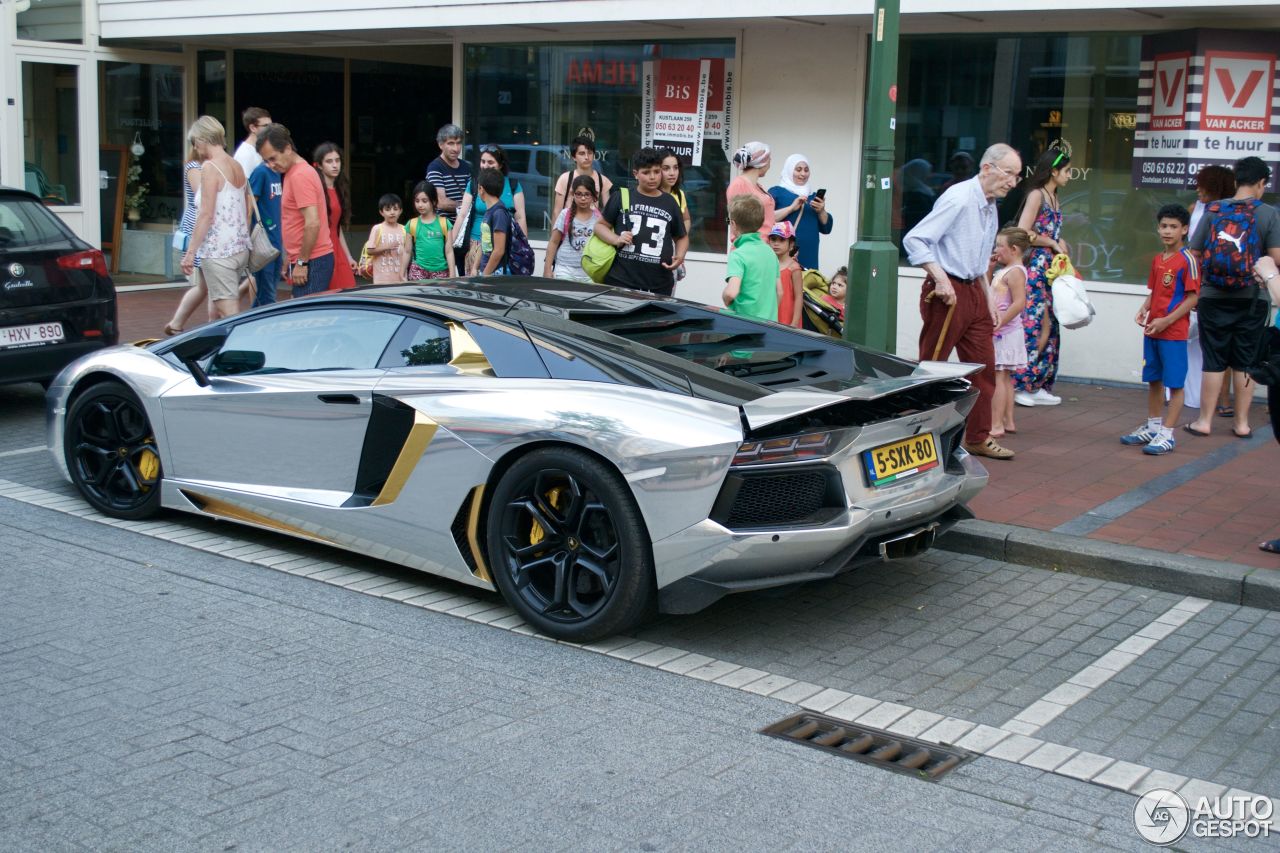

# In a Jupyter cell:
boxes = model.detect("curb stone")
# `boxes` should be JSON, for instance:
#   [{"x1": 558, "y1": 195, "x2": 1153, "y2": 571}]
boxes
[{"x1": 939, "y1": 519, "x2": 1280, "y2": 611}]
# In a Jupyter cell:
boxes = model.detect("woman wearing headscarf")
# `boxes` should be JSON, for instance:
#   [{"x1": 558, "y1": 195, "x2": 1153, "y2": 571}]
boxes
[
  {"x1": 726, "y1": 141, "x2": 779, "y2": 235},
  {"x1": 769, "y1": 153, "x2": 832, "y2": 270}
]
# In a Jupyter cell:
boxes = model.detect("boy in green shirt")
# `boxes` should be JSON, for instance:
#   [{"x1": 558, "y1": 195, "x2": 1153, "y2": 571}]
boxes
[{"x1": 722, "y1": 194, "x2": 779, "y2": 320}]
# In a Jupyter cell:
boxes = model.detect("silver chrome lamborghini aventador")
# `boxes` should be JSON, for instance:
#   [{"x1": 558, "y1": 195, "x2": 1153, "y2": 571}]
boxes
[{"x1": 47, "y1": 279, "x2": 987, "y2": 640}]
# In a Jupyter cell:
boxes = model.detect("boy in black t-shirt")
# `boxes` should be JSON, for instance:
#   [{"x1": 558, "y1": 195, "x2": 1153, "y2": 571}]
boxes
[{"x1": 594, "y1": 147, "x2": 689, "y2": 295}]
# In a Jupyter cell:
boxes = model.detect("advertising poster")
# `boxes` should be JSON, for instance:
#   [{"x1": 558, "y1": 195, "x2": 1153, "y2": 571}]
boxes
[
  {"x1": 1133, "y1": 29, "x2": 1279, "y2": 191},
  {"x1": 703, "y1": 59, "x2": 734, "y2": 146},
  {"x1": 642, "y1": 59, "x2": 711, "y2": 165}
]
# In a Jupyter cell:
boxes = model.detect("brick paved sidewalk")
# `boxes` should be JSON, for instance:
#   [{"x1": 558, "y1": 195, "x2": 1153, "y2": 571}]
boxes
[{"x1": 114, "y1": 285, "x2": 1280, "y2": 569}]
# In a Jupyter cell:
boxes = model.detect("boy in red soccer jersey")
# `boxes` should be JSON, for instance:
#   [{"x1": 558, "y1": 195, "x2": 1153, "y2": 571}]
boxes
[{"x1": 1121, "y1": 204, "x2": 1200, "y2": 455}]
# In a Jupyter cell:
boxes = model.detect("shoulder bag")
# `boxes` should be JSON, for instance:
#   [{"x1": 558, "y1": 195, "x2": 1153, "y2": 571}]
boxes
[{"x1": 582, "y1": 188, "x2": 630, "y2": 284}]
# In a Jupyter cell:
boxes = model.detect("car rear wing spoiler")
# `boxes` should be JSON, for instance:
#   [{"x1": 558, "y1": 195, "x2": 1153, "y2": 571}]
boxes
[{"x1": 738, "y1": 361, "x2": 982, "y2": 431}]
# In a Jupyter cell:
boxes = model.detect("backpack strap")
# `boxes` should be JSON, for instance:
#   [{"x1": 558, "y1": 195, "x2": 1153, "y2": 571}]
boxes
[{"x1": 408, "y1": 218, "x2": 418, "y2": 240}]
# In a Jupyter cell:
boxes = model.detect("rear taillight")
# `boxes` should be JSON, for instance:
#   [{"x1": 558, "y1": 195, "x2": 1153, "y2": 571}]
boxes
[
  {"x1": 57, "y1": 250, "x2": 108, "y2": 278},
  {"x1": 732, "y1": 431, "x2": 834, "y2": 466}
]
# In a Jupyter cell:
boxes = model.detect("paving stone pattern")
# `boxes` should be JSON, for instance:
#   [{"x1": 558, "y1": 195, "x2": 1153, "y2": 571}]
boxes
[{"x1": 0, "y1": 500, "x2": 1173, "y2": 852}]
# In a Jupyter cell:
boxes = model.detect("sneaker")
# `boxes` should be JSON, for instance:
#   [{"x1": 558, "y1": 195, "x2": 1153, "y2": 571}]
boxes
[
  {"x1": 1143, "y1": 434, "x2": 1176, "y2": 455},
  {"x1": 1013, "y1": 391, "x2": 1037, "y2": 407},
  {"x1": 1120, "y1": 424, "x2": 1158, "y2": 446},
  {"x1": 1032, "y1": 389, "x2": 1062, "y2": 405}
]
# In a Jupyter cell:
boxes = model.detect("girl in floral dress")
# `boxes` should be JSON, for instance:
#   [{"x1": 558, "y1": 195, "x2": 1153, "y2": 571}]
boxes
[{"x1": 1011, "y1": 149, "x2": 1072, "y2": 407}]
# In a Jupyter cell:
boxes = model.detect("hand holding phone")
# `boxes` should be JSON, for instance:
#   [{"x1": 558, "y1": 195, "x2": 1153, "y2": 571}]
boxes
[{"x1": 815, "y1": 188, "x2": 827, "y2": 200}]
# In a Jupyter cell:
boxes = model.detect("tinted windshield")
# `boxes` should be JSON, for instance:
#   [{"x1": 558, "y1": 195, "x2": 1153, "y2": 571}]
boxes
[{"x1": 0, "y1": 196, "x2": 75, "y2": 252}]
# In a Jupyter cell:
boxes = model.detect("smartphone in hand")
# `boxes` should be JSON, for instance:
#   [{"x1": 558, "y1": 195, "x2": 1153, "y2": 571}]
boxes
[{"x1": 815, "y1": 188, "x2": 827, "y2": 200}]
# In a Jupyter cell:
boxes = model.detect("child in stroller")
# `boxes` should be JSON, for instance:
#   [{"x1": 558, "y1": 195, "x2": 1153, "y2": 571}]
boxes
[{"x1": 801, "y1": 266, "x2": 847, "y2": 337}]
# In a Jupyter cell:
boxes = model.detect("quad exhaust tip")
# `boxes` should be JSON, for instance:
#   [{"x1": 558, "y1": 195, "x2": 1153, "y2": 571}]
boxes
[{"x1": 761, "y1": 712, "x2": 974, "y2": 781}]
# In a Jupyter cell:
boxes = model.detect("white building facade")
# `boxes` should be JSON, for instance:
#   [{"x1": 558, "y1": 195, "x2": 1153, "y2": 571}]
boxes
[{"x1": 2, "y1": 0, "x2": 1278, "y2": 382}]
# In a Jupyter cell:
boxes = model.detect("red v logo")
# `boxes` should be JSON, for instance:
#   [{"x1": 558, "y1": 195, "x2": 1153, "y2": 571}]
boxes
[
  {"x1": 1157, "y1": 68, "x2": 1184, "y2": 108},
  {"x1": 1215, "y1": 67, "x2": 1265, "y2": 109}
]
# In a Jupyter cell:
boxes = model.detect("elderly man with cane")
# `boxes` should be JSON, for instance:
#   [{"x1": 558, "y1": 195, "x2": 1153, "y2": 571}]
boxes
[{"x1": 903, "y1": 143, "x2": 1023, "y2": 460}]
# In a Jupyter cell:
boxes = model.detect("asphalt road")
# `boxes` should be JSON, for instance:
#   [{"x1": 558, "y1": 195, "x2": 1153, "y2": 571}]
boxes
[{"x1": 2, "y1": 381, "x2": 1277, "y2": 851}]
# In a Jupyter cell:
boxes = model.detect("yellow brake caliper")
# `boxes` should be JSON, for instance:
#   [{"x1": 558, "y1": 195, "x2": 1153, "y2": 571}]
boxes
[
  {"x1": 528, "y1": 486, "x2": 563, "y2": 546},
  {"x1": 137, "y1": 438, "x2": 160, "y2": 486}
]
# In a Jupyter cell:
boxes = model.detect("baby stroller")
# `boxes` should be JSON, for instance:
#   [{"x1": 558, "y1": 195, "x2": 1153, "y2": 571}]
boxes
[{"x1": 801, "y1": 269, "x2": 844, "y2": 338}]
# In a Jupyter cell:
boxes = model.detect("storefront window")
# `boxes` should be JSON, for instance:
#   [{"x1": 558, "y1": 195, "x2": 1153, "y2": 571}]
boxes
[
  {"x1": 463, "y1": 40, "x2": 735, "y2": 251},
  {"x1": 895, "y1": 33, "x2": 1164, "y2": 283},
  {"x1": 16, "y1": 0, "x2": 82, "y2": 44},
  {"x1": 101, "y1": 62, "x2": 185, "y2": 224},
  {"x1": 349, "y1": 57, "x2": 452, "y2": 225},
  {"x1": 234, "y1": 51, "x2": 343, "y2": 167},
  {"x1": 22, "y1": 62, "x2": 79, "y2": 205},
  {"x1": 197, "y1": 50, "x2": 230, "y2": 133}
]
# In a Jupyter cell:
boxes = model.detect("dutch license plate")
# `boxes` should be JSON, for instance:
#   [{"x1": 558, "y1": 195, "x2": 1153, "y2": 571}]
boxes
[
  {"x1": 863, "y1": 433, "x2": 939, "y2": 487},
  {"x1": 0, "y1": 322, "x2": 64, "y2": 349}
]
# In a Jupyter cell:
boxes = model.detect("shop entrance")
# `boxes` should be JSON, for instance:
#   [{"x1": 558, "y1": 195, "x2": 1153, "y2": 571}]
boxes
[{"x1": 231, "y1": 49, "x2": 452, "y2": 229}]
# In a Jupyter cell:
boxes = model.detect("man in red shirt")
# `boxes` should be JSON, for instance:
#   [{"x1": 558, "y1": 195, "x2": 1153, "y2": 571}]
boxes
[
  {"x1": 256, "y1": 124, "x2": 334, "y2": 296},
  {"x1": 1120, "y1": 204, "x2": 1200, "y2": 455}
]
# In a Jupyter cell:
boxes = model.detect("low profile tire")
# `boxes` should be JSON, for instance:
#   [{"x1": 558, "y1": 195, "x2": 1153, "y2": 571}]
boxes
[
  {"x1": 64, "y1": 381, "x2": 163, "y2": 520},
  {"x1": 487, "y1": 447, "x2": 655, "y2": 642}
]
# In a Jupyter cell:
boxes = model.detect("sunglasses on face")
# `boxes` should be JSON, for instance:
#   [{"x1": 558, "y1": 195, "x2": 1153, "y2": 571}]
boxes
[{"x1": 572, "y1": 191, "x2": 594, "y2": 199}]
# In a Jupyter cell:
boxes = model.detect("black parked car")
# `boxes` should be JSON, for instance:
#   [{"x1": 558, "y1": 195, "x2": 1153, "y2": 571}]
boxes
[{"x1": 0, "y1": 187, "x2": 117, "y2": 386}]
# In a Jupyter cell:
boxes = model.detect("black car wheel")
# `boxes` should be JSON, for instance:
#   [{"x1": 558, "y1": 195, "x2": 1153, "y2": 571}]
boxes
[
  {"x1": 487, "y1": 447, "x2": 654, "y2": 641},
  {"x1": 64, "y1": 382, "x2": 162, "y2": 519}
]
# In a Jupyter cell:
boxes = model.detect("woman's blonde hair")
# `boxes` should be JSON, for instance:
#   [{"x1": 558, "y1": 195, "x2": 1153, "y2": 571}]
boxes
[{"x1": 187, "y1": 115, "x2": 227, "y2": 150}]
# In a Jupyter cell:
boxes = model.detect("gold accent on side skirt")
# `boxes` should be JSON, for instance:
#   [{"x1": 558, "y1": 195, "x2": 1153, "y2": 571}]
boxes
[
  {"x1": 371, "y1": 412, "x2": 438, "y2": 507},
  {"x1": 465, "y1": 485, "x2": 492, "y2": 583},
  {"x1": 180, "y1": 490, "x2": 338, "y2": 544}
]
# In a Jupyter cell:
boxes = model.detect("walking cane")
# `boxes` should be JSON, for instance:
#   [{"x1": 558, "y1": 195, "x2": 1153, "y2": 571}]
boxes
[{"x1": 927, "y1": 280, "x2": 958, "y2": 361}]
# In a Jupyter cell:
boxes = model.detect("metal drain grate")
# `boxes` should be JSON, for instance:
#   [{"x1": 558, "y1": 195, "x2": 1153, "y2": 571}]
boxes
[{"x1": 760, "y1": 712, "x2": 974, "y2": 781}]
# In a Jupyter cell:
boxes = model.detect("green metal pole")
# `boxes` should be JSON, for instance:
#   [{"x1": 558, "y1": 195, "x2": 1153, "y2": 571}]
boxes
[{"x1": 846, "y1": 0, "x2": 900, "y2": 351}]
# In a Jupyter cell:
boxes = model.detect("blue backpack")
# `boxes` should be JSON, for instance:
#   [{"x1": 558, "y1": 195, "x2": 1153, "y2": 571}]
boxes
[
  {"x1": 1201, "y1": 199, "x2": 1262, "y2": 290},
  {"x1": 504, "y1": 216, "x2": 535, "y2": 276}
]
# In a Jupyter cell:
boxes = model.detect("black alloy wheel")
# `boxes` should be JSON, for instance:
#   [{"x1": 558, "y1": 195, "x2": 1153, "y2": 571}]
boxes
[
  {"x1": 487, "y1": 447, "x2": 654, "y2": 641},
  {"x1": 64, "y1": 382, "x2": 163, "y2": 519}
]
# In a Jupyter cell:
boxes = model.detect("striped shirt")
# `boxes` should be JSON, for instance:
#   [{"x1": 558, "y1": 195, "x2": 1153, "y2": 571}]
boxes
[
  {"x1": 425, "y1": 157, "x2": 470, "y2": 223},
  {"x1": 902, "y1": 176, "x2": 997, "y2": 281}
]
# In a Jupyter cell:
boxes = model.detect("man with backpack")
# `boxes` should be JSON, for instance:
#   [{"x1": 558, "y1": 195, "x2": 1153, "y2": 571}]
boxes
[{"x1": 1185, "y1": 157, "x2": 1280, "y2": 439}]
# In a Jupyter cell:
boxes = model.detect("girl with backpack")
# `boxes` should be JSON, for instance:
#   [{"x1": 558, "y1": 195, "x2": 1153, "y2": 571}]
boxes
[
  {"x1": 404, "y1": 180, "x2": 456, "y2": 280},
  {"x1": 543, "y1": 175, "x2": 600, "y2": 282}
]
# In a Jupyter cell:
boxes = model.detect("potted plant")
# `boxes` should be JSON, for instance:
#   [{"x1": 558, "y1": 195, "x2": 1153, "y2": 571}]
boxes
[{"x1": 124, "y1": 162, "x2": 149, "y2": 225}]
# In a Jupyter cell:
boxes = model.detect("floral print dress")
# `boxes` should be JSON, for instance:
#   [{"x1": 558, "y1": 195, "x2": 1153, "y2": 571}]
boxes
[{"x1": 1011, "y1": 200, "x2": 1062, "y2": 393}]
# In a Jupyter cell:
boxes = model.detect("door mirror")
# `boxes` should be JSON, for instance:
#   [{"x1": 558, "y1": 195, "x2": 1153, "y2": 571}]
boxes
[
  {"x1": 210, "y1": 349, "x2": 266, "y2": 375},
  {"x1": 170, "y1": 327, "x2": 228, "y2": 387}
]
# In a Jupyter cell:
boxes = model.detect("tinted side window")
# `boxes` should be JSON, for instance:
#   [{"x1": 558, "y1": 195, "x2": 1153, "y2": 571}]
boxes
[
  {"x1": 0, "y1": 197, "x2": 74, "y2": 250},
  {"x1": 212, "y1": 309, "x2": 404, "y2": 375},
  {"x1": 381, "y1": 318, "x2": 452, "y2": 367}
]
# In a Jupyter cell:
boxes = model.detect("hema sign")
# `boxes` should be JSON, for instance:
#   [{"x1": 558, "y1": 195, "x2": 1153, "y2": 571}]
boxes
[{"x1": 1133, "y1": 30, "x2": 1279, "y2": 192}]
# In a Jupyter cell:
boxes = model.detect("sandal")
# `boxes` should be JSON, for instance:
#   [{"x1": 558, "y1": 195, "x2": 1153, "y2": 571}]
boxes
[
  {"x1": 1232, "y1": 427, "x2": 1252, "y2": 439},
  {"x1": 1260, "y1": 539, "x2": 1280, "y2": 555},
  {"x1": 1216, "y1": 405, "x2": 1235, "y2": 417},
  {"x1": 1182, "y1": 423, "x2": 1210, "y2": 437},
  {"x1": 163, "y1": 323, "x2": 183, "y2": 337}
]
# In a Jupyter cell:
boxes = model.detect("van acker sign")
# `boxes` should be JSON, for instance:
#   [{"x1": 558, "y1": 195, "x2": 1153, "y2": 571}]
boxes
[{"x1": 1133, "y1": 29, "x2": 1279, "y2": 192}]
